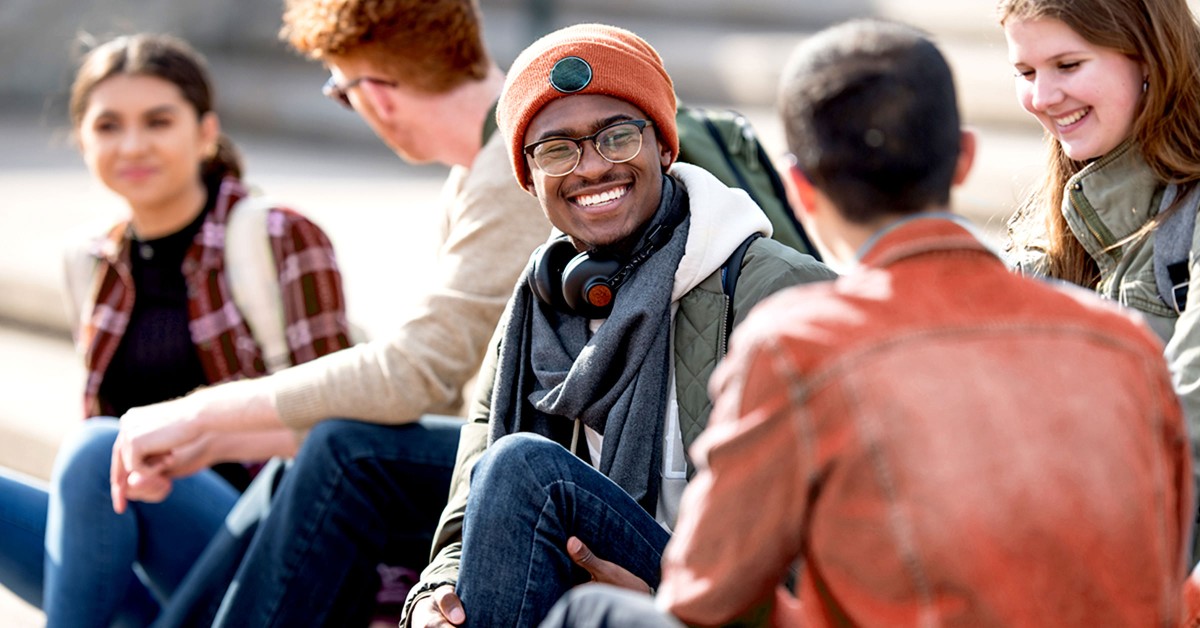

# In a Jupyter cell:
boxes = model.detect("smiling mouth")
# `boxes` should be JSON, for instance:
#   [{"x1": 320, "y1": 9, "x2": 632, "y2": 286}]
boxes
[
  {"x1": 120, "y1": 166, "x2": 156, "y2": 179},
  {"x1": 573, "y1": 185, "x2": 630, "y2": 208},
  {"x1": 1053, "y1": 108, "x2": 1089, "y2": 128}
]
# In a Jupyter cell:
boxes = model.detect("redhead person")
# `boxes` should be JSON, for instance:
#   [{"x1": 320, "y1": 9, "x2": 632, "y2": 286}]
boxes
[
  {"x1": 1001, "y1": 0, "x2": 1200, "y2": 528},
  {"x1": 0, "y1": 33, "x2": 351, "y2": 626}
]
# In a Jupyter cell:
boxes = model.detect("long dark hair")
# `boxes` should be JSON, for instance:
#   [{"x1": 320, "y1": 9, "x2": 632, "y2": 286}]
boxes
[{"x1": 70, "y1": 33, "x2": 243, "y2": 187}]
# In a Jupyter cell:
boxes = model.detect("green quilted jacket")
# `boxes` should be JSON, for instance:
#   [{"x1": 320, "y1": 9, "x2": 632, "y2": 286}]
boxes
[{"x1": 407, "y1": 235, "x2": 833, "y2": 611}]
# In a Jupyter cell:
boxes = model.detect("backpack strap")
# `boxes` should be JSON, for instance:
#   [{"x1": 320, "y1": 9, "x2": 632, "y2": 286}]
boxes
[
  {"x1": 1154, "y1": 183, "x2": 1200, "y2": 314},
  {"x1": 224, "y1": 195, "x2": 291, "y2": 372},
  {"x1": 720, "y1": 233, "x2": 763, "y2": 354},
  {"x1": 61, "y1": 227, "x2": 108, "y2": 347}
]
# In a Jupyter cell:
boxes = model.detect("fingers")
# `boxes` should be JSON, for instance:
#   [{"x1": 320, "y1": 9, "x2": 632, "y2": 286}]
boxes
[
  {"x1": 567, "y1": 536, "x2": 652, "y2": 594},
  {"x1": 111, "y1": 430, "x2": 176, "y2": 510},
  {"x1": 433, "y1": 585, "x2": 466, "y2": 625},
  {"x1": 568, "y1": 536, "x2": 598, "y2": 572},
  {"x1": 413, "y1": 585, "x2": 465, "y2": 627},
  {"x1": 110, "y1": 435, "x2": 128, "y2": 514}
]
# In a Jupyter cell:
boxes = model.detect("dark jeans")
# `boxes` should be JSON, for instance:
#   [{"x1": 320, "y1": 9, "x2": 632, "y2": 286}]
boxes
[
  {"x1": 540, "y1": 584, "x2": 684, "y2": 628},
  {"x1": 457, "y1": 433, "x2": 672, "y2": 627},
  {"x1": 155, "y1": 417, "x2": 462, "y2": 628}
]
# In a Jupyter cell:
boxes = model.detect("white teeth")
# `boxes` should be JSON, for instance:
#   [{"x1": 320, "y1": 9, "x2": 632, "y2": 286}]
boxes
[
  {"x1": 1054, "y1": 108, "x2": 1087, "y2": 126},
  {"x1": 575, "y1": 187, "x2": 627, "y2": 207}
]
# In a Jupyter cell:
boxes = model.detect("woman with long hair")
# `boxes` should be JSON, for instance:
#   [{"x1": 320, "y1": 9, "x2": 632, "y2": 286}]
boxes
[{"x1": 0, "y1": 33, "x2": 351, "y2": 626}]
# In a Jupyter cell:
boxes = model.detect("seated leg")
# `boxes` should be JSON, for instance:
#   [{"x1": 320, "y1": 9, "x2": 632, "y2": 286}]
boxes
[
  {"x1": 457, "y1": 433, "x2": 672, "y2": 626},
  {"x1": 211, "y1": 416, "x2": 463, "y2": 627},
  {"x1": 46, "y1": 417, "x2": 238, "y2": 627}
]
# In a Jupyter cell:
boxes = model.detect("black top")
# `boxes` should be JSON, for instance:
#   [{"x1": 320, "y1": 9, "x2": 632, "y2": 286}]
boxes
[{"x1": 98, "y1": 205, "x2": 210, "y2": 417}]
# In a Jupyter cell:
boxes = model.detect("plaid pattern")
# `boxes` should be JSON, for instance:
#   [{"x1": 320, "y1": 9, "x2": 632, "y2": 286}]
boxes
[{"x1": 78, "y1": 177, "x2": 351, "y2": 417}]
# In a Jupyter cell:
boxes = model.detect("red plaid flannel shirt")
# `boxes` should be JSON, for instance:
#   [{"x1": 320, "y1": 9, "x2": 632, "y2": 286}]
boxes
[{"x1": 77, "y1": 177, "x2": 352, "y2": 417}]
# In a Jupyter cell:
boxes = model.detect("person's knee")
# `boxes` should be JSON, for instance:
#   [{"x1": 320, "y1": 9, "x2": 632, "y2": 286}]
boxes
[
  {"x1": 472, "y1": 433, "x2": 566, "y2": 492},
  {"x1": 51, "y1": 418, "x2": 120, "y2": 504}
]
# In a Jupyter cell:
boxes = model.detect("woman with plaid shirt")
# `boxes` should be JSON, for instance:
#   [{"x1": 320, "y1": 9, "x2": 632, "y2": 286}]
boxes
[{"x1": 0, "y1": 34, "x2": 351, "y2": 626}]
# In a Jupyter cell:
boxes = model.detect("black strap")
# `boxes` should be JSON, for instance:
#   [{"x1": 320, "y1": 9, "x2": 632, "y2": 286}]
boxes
[
  {"x1": 720, "y1": 233, "x2": 762, "y2": 353},
  {"x1": 1154, "y1": 182, "x2": 1200, "y2": 313}
]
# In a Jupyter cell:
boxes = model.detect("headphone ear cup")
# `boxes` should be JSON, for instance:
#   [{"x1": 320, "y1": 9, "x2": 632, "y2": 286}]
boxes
[
  {"x1": 528, "y1": 239, "x2": 579, "y2": 312},
  {"x1": 562, "y1": 252, "x2": 623, "y2": 318}
]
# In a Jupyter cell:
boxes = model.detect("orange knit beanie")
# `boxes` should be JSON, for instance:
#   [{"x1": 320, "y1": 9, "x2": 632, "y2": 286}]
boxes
[{"x1": 497, "y1": 23, "x2": 678, "y2": 185}]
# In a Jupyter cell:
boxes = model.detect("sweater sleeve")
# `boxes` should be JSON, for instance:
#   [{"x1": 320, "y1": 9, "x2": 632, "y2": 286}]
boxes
[{"x1": 270, "y1": 136, "x2": 550, "y2": 429}]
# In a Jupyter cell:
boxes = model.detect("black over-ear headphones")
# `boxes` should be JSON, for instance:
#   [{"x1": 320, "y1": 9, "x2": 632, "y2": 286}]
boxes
[{"x1": 528, "y1": 221, "x2": 677, "y2": 319}]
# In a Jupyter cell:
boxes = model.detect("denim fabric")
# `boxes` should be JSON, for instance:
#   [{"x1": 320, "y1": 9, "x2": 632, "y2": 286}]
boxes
[
  {"x1": 152, "y1": 458, "x2": 290, "y2": 628},
  {"x1": 207, "y1": 417, "x2": 462, "y2": 627},
  {"x1": 540, "y1": 584, "x2": 683, "y2": 628},
  {"x1": 0, "y1": 467, "x2": 52, "y2": 608},
  {"x1": 456, "y1": 434, "x2": 671, "y2": 627},
  {"x1": 0, "y1": 418, "x2": 240, "y2": 628}
]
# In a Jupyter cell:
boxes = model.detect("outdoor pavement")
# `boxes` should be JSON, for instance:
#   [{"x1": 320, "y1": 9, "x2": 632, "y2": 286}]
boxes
[{"x1": 0, "y1": 5, "x2": 1046, "y2": 623}]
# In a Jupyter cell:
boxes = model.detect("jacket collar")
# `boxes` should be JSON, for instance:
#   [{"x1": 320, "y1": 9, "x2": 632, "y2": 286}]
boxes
[
  {"x1": 859, "y1": 214, "x2": 1001, "y2": 269},
  {"x1": 1063, "y1": 140, "x2": 1161, "y2": 270}
]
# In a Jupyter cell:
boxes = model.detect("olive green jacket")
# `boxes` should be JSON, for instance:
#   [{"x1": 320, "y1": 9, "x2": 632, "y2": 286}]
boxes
[{"x1": 401, "y1": 163, "x2": 835, "y2": 623}]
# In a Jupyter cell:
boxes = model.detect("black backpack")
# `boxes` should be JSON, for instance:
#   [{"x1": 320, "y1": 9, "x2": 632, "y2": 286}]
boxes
[{"x1": 675, "y1": 105, "x2": 821, "y2": 261}]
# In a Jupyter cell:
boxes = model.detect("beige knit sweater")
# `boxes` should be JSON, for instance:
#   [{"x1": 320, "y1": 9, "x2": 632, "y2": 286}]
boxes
[{"x1": 269, "y1": 133, "x2": 551, "y2": 429}]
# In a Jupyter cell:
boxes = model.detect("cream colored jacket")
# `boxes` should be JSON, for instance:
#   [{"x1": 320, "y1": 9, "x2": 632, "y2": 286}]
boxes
[{"x1": 269, "y1": 132, "x2": 552, "y2": 429}]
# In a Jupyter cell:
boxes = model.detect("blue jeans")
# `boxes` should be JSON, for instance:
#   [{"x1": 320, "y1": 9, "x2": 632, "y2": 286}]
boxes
[
  {"x1": 151, "y1": 457, "x2": 291, "y2": 628},
  {"x1": 540, "y1": 584, "x2": 684, "y2": 628},
  {"x1": 0, "y1": 418, "x2": 238, "y2": 628},
  {"x1": 196, "y1": 417, "x2": 462, "y2": 627},
  {"x1": 456, "y1": 433, "x2": 672, "y2": 627}
]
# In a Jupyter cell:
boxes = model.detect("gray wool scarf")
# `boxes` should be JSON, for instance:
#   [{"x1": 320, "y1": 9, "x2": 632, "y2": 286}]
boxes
[{"x1": 488, "y1": 175, "x2": 689, "y2": 514}]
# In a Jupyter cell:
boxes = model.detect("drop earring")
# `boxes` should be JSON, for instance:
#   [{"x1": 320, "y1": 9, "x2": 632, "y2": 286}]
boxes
[{"x1": 1143, "y1": 78, "x2": 1149, "y2": 93}]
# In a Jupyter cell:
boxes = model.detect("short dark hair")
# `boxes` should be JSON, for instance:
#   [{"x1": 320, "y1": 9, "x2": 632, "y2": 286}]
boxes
[{"x1": 779, "y1": 19, "x2": 960, "y2": 223}]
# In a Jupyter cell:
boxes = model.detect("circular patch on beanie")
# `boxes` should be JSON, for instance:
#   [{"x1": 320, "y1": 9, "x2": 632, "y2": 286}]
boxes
[{"x1": 549, "y1": 56, "x2": 592, "y2": 93}]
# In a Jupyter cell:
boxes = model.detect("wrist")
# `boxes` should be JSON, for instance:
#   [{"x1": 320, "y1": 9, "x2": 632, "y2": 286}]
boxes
[{"x1": 190, "y1": 378, "x2": 279, "y2": 433}]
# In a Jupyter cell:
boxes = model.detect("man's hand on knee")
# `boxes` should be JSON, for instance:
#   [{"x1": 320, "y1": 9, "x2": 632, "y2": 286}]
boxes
[{"x1": 567, "y1": 536, "x2": 652, "y2": 594}]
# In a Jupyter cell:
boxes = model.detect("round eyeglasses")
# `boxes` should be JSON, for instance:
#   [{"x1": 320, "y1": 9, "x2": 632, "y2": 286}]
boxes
[
  {"x1": 523, "y1": 119, "x2": 652, "y2": 177},
  {"x1": 322, "y1": 75, "x2": 397, "y2": 110}
]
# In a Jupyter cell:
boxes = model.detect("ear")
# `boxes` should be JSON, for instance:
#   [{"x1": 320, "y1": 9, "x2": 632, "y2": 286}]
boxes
[
  {"x1": 952, "y1": 129, "x2": 976, "y2": 187},
  {"x1": 360, "y1": 79, "x2": 396, "y2": 118},
  {"x1": 200, "y1": 111, "x2": 221, "y2": 154},
  {"x1": 783, "y1": 162, "x2": 820, "y2": 220}
]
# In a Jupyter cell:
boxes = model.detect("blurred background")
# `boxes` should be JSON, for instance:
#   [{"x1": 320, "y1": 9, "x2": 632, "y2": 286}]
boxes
[{"x1": 0, "y1": 0, "x2": 1055, "y2": 622}]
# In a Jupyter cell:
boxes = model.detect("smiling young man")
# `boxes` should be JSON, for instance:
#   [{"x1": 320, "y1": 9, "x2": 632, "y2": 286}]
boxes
[{"x1": 401, "y1": 23, "x2": 834, "y2": 627}]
